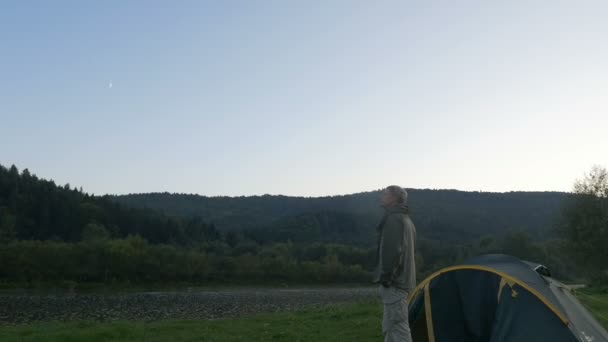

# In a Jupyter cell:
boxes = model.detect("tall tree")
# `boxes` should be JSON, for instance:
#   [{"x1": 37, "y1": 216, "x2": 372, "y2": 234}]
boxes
[
  {"x1": 0, "y1": 207, "x2": 16, "y2": 242},
  {"x1": 561, "y1": 165, "x2": 608, "y2": 281}
]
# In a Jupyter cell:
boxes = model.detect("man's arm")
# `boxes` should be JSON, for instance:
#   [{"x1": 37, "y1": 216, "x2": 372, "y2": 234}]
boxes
[{"x1": 381, "y1": 214, "x2": 404, "y2": 283}]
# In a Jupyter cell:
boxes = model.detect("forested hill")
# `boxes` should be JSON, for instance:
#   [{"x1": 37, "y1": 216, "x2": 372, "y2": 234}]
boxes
[
  {"x1": 0, "y1": 164, "x2": 219, "y2": 244},
  {"x1": 0, "y1": 161, "x2": 572, "y2": 246},
  {"x1": 113, "y1": 189, "x2": 572, "y2": 244},
  {"x1": 0, "y1": 163, "x2": 585, "y2": 284}
]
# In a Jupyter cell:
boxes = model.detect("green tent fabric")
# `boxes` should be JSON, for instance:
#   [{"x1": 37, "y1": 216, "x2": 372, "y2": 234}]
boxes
[{"x1": 408, "y1": 254, "x2": 608, "y2": 342}]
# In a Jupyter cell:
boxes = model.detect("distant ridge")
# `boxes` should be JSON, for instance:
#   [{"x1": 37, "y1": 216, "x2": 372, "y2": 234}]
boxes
[{"x1": 113, "y1": 189, "x2": 571, "y2": 243}]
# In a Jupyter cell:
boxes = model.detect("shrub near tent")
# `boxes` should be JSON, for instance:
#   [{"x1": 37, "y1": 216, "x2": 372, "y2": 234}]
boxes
[{"x1": 408, "y1": 254, "x2": 608, "y2": 342}]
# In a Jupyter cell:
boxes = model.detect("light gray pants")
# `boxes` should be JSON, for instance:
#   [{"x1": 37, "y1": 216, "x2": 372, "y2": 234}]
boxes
[{"x1": 379, "y1": 285, "x2": 412, "y2": 342}]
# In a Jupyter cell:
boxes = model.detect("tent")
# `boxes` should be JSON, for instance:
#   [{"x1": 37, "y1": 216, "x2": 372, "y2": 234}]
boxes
[{"x1": 408, "y1": 254, "x2": 608, "y2": 342}]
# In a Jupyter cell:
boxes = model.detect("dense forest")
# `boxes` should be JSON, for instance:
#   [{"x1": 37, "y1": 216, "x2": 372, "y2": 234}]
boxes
[
  {"x1": 0, "y1": 165, "x2": 219, "y2": 245},
  {"x1": 0, "y1": 163, "x2": 602, "y2": 289},
  {"x1": 0, "y1": 164, "x2": 378, "y2": 286}
]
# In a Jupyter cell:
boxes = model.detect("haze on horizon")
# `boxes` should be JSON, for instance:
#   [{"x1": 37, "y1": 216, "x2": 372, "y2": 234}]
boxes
[{"x1": 1, "y1": 1, "x2": 607, "y2": 197}]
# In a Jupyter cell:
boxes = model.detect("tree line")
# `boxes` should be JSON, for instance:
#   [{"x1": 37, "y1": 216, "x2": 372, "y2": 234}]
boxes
[
  {"x1": 0, "y1": 227, "x2": 581, "y2": 288},
  {"x1": 0, "y1": 238, "x2": 372, "y2": 286}
]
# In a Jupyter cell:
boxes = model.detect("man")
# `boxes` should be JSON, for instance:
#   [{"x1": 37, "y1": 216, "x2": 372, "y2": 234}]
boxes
[{"x1": 374, "y1": 186, "x2": 417, "y2": 342}]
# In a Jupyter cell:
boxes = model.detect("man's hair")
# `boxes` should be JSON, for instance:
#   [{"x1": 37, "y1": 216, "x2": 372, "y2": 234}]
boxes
[{"x1": 386, "y1": 185, "x2": 408, "y2": 204}]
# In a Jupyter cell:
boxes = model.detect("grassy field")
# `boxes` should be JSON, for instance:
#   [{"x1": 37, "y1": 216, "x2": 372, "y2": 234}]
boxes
[
  {"x1": 2, "y1": 291, "x2": 607, "y2": 342},
  {"x1": 577, "y1": 289, "x2": 608, "y2": 328},
  {"x1": 0, "y1": 301, "x2": 383, "y2": 342}
]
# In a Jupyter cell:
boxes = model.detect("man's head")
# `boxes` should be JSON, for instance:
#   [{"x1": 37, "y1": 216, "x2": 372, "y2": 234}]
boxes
[{"x1": 380, "y1": 185, "x2": 408, "y2": 208}]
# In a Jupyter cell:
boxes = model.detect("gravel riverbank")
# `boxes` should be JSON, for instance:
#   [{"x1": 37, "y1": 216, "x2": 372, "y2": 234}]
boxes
[{"x1": 0, "y1": 287, "x2": 377, "y2": 325}]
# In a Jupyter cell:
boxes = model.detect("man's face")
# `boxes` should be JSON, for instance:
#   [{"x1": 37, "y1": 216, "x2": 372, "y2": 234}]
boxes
[{"x1": 380, "y1": 190, "x2": 397, "y2": 208}]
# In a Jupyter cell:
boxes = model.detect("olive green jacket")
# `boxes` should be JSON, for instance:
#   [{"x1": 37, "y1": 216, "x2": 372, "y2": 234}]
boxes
[{"x1": 373, "y1": 204, "x2": 417, "y2": 292}]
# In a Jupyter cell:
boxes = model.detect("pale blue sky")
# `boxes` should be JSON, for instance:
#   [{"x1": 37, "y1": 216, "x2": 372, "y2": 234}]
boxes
[{"x1": 1, "y1": 1, "x2": 607, "y2": 196}]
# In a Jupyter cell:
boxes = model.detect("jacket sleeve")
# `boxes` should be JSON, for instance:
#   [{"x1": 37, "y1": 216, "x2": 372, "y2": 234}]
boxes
[{"x1": 381, "y1": 214, "x2": 405, "y2": 278}]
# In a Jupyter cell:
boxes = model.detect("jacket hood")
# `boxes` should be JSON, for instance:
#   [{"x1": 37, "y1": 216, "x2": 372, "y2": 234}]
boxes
[{"x1": 377, "y1": 204, "x2": 410, "y2": 233}]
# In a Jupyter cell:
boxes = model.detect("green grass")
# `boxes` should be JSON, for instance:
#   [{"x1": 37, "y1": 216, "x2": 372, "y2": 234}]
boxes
[
  {"x1": 0, "y1": 302, "x2": 383, "y2": 342},
  {"x1": 577, "y1": 289, "x2": 608, "y2": 329}
]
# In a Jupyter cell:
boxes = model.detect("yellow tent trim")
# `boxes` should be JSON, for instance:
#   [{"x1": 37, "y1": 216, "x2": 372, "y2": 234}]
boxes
[
  {"x1": 423, "y1": 282, "x2": 436, "y2": 342},
  {"x1": 407, "y1": 265, "x2": 569, "y2": 325}
]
